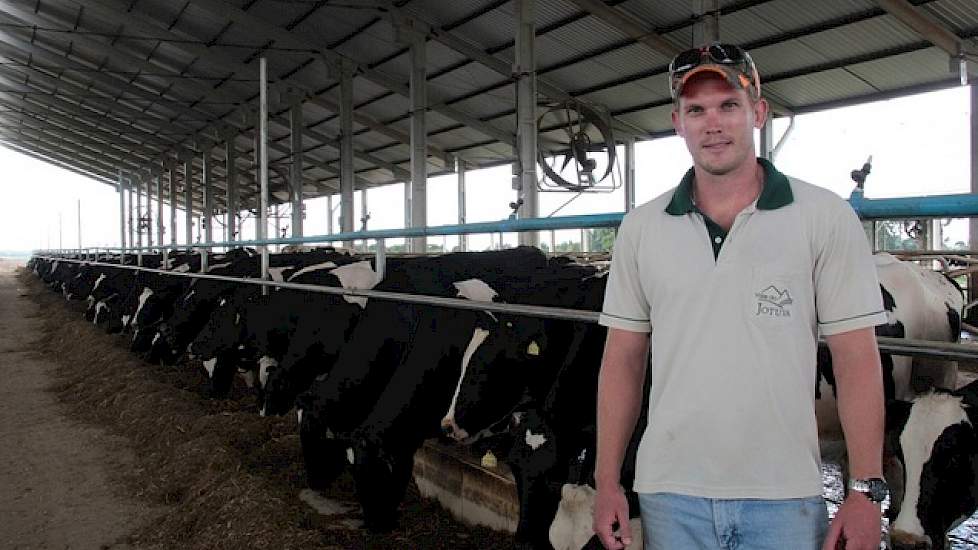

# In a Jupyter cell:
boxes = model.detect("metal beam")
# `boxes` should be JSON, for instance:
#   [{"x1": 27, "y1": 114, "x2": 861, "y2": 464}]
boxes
[
  {"x1": 876, "y1": 0, "x2": 973, "y2": 58},
  {"x1": 561, "y1": 0, "x2": 793, "y2": 115},
  {"x1": 389, "y1": 8, "x2": 648, "y2": 141},
  {"x1": 79, "y1": 0, "x2": 433, "y2": 174},
  {"x1": 186, "y1": 0, "x2": 516, "y2": 148}
]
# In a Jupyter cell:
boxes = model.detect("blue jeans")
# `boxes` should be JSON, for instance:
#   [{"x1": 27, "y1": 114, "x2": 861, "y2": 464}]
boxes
[{"x1": 638, "y1": 492, "x2": 828, "y2": 550}]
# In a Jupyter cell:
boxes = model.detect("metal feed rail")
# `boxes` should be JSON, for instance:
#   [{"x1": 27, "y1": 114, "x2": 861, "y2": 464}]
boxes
[{"x1": 33, "y1": 256, "x2": 978, "y2": 363}]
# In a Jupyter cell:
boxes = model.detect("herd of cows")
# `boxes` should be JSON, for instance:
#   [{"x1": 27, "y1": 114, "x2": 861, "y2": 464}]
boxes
[{"x1": 25, "y1": 247, "x2": 978, "y2": 550}]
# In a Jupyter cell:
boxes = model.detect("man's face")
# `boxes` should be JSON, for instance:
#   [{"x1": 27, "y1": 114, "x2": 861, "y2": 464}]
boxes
[{"x1": 672, "y1": 73, "x2": 768, "y2": 176}]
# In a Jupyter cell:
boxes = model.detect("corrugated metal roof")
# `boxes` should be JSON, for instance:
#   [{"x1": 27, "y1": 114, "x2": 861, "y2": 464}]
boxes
[{"x1": 0, "y1": 0, "x2": 973, "y2": 214}]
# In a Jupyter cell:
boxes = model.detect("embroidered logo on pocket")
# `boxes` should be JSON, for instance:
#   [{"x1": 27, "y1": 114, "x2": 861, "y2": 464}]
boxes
[{"x1": 754, "y1": 285, "x2": 793, "y2": 317}]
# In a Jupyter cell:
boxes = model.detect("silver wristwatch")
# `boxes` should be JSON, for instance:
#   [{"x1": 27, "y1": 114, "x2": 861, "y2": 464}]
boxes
[{"x1": 848, "y1": 477, "x2": 889, "y2": 503}]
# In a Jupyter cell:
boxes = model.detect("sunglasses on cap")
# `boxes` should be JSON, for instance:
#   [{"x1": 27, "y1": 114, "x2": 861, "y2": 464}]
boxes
[{"x1": 668, "y1": 43, "x2": 761, "y2": 100}]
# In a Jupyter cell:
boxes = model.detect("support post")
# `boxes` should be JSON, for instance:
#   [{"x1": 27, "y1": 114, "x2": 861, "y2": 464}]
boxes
[
  {"x1": 970, "y1": 84, "x2": 978, "y2": 309},
  {"x1": 327, "y1": 195, "x2": 334, "y2": 235},
  {"x1": 156, "y1": 168, "x2": 164, "y2": 248},
  {"x1": 290, "y1": 95, "x2": 304, "y2": 238},
  {"x1": 395, "y1": 21, "x2": 428, "y2": 253},
  {"x1": 127, "y1": 176, "x2": 134, "y2": 256},
  {"x1": 183, "y1": 153, "x2": 193, "y2": 252},
  {"x1": 693, "y1": 0, "x2": 721, "y2": 44},
  {"x1": 77, "y1": 199, "x2": 82, "y2": 251},
  {"x1": 202, "y1": 143, "x2": 213, "y2": 246},
  {"x1": 118, "y1": 170, "x2": 126, "y2": 259},
  {"x1": 135, "y1": 175, "x2": 143, "y2": 251},
  {"x1": 515, "y1": 0, "x2": 540, "y2": 247},
  {"x1": 457, "y1": 157, "x2": 467, "y2": 252},
  {"x1": 259, "y1": 57, "x2": 270, "y2": 294},
  {"x1": 361, "y1": 189, "x2": 369, "y2": 252},
  {"x1": 168, "y1": 161, "x2": 177, "y2": 246},
  {"x1": 625, "y1": 138, "x2": 636, "y2": 212},
  {"x1": 225, "y1": 131, "x2": 238, "y2": 242},
  {"x1": 339, "y1": 61, "x2": 355, "y2": 249},
  {"x1": 145, "y1": 174, "x2": 153, "y2": 249},
  {"x1": 760, "y1": 113, "x2": 774, "y2": 160}
]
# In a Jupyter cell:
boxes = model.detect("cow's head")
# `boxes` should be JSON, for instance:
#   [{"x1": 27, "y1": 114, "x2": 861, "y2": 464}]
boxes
[
  {"x1": 187, "y1": 299, "x2": 241, "y2": 362},
  {"x1": 441, "y1": 314, "x2": 549, "y2": 442},
  {"x1": 889, "y1": 383, "x2": 978, "y2": 550}
]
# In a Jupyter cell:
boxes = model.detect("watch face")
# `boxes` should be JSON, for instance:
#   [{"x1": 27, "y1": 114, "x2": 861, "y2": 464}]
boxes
[{"x1": 866, "y1": 478, "x2": 889, "y2": 502}]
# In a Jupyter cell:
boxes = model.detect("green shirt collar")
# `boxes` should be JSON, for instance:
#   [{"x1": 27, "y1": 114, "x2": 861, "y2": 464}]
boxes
[{"x1": 665, "y1": 158, "x2": 794, "y2": 215}]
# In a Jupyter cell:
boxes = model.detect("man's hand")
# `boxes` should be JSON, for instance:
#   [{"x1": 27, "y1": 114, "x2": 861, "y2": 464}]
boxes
[
  {"x1": 822, "y1": 492, "x2": 882, "y2": 550},
  {"x1": 593, "y1": 483, "x2": 633, "y2": 550}
]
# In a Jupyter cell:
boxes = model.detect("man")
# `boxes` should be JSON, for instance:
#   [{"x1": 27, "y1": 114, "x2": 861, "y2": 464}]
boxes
[{"x1": 592, "y1": 43, "x2": 887, "y2": 550}]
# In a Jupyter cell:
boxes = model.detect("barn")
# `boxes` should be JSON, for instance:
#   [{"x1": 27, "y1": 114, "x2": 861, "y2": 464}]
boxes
[{"x1": 2, "y1": 1, "x2": 978, "y2": 549}]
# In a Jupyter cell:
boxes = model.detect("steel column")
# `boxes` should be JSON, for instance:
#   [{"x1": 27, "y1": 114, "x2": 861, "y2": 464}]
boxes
[
  {"x1": 515, "y1": 0, "x2": 539, "y2": 247},
  {"x1": 127, "y1": 176, "x2": 134, "y2": 253},
  {"x1": 202, "y1": 145, "x2": 213, "y2": 245},
  {"x1": 259, "y1": 58, "x2": 270, "y2": 293},
  {"x1": 135, "y1": 176, "x2": 143, "y2": 250},
  {"x1": 327, "y1": 195, "x2": 334, "y2": 235},
  {"x1": 77, "y1": 199, "x2": 82, "y2": 250},
  {"x1": 183, "y1": 154, "x2": 193, "y2": 250},
  {"x1": 339, "y1": 61, "x2": 355, "y2": 248},
  {"x1": 457, "y1": 157, "x2": 467, "y2": 252},
  {"x1": 145, "y1": 174, "x2": 154, "y2": 248},
  {"x1": 693, "y1": 0, "x2": 721, "y2": 44},
  {"x1": 156, "y1": 169, "x2": 164, "y2": 247},
  {"x1": 760, "y1": 113, "x2": 774, "y2": 160},
  {"x1": 625, "y1": 138, "x2": 636, "y2": 212},
  {"x1": 225, "y1": 134, "x2": 238, "y2": 242},
  {"x1": 118, "y1": 170, "x2": 126, "y2": 255},
  {"x1": 970, "y1": 84, "x2": 978, "y2": 306},
  {"x1": 400, "y1": 24, "x2": 427, "y2": 253},
  {"x1": 290, "y1": 99, "x2": 304, "y2": 237},
  {"x1": 168, "y1": 162, "x2": 177, "y2": 246}
]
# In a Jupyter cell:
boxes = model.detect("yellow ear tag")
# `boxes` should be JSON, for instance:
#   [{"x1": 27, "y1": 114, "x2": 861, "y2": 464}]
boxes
[
  {"x1": 527, "y1": 341, "x2": 540, "y2": 356},
  {"x1": 481, "y1": 451, "x2": 498, "y2": 468}
]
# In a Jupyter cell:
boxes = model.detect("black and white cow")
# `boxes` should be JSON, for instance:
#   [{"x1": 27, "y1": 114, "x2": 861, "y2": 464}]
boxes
[
  {"x1": 440, "y1": 269, "x2": 614, "y2": 548},
  {"x1": 189, "y1": 256, "x2": 371, "y2": 398},
  {"x1": 885, "y1": 379, "x2": 978, "y2": 550},
  {"x1": 295, "y1": 247, "x2": 551, "y2": 530}
]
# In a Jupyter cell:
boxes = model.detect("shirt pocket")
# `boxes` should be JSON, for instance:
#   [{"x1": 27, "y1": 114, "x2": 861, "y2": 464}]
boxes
[{"x1": 747, "y1": 268, "x2": 805, "y2": 332}]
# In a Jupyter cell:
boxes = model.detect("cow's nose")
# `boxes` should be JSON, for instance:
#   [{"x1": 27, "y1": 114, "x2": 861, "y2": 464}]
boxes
[
  {"x1": 891, "y1": 530, "x2": 932, "y2": 550},
  {"x1": 440, "y1": 417, "x2": 468, "y2": 441}
]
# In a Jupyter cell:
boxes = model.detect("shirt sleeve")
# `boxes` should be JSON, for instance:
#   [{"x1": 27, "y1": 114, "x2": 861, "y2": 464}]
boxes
[
  {"x1": 814, "y1": 201, "x2": 887, "y2": 335},
  {"x1": 599, "y1": 211, "x2": 652, "y2": 333}
]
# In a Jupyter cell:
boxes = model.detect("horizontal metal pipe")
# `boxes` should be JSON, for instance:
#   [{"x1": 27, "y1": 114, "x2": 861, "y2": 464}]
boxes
[
  {"x1": 32, "y1": 256, "x2": 978, "y2": 360},
  {"x1": 849, "y1": 191, "x2": 978, "y2": 220},
  {"x1": 45, "y1": 193, "x2": 978, "y2": 255}
]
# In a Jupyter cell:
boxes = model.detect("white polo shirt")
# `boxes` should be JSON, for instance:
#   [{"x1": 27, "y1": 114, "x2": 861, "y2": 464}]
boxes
[{"x1": 600, "y1": 159, "x2": 886, "y2": 499}]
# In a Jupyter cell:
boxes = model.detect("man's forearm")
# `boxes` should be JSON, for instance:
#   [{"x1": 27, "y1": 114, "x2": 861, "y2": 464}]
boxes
[
  {"x1": 828, "y1": 328, "x2": 885, "y2": 478},
  {"x1": 595, "y1": 329, "x2": 649, "y2": 488}
]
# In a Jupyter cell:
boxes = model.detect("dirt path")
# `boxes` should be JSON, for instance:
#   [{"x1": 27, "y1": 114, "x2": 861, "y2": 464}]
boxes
[{"x1": 0, "y1": 258, "x2": 156, "y2": 550}]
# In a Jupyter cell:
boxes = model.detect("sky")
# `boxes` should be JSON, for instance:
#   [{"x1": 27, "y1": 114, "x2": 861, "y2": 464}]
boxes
[{"x1": 0, "y1": 84, "x2": 972, "y2": 254}]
